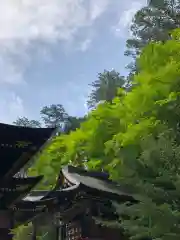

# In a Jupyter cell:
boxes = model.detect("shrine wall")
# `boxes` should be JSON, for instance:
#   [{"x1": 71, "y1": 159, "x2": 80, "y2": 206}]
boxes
[{"x1": 84, "y1": 218, "x2": 128, "y2": 240}]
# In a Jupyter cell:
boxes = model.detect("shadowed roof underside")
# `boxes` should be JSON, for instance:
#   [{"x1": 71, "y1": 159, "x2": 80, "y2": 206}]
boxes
[{"x1": 0, "y1": 123, "x2": 55, "y2": 179}]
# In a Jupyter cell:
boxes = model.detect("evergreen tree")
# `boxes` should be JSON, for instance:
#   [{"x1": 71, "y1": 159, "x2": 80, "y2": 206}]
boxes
[
  {"x1": 112, "y1": 130, "x2": 180, "y2": 240},
  {"x1": 125, "y1": 0, "x2": 179, "y2": 75},
  {"x1": 125, "y1": 0, "x2": 179, "y2": 58},
  {"x1": 13, "y1": 117, "x2": 41, "y2": 128},
  {"x1": 40, "y1": 104, "x2": 68, "y2": 128},
  {"x1": 87, "y1": 70, "x2": 125, "y2": 109}
]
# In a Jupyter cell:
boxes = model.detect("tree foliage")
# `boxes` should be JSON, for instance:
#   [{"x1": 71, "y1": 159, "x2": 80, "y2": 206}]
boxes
[
  {"x1": 13, "y1": 2, "x2": 180, "y2": 238},
  {"x1": 25, "y1": 29, "x2": 180, "y2": 240},
  {"x1": 87, "y1": 70, "x2": 125, "y2": 109},
  {"x1": 14, "y1": 104, "x2": 84, "y2": 134},
  {"x1": 115, "y1": 129, "x2": 180, "y2": 240},
  {"x1": 125, "y1": 0, "x2": 180, "y2": 77},
  {"x1": 126, "y1": 0, "x2": 180, "y2": 58},
  {"x1": 40, "y1": 104, "x2": 68, "y2": 128},
  {"x1": 13, "y1": 117, "x2": 41, "y2": 128}
]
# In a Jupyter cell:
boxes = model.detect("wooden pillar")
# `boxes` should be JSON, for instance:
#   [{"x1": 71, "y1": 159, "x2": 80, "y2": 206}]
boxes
[
  {"x1": 55, "y1": 226, "x2": 60, "y2": 240},
  {"x1": 61, "y1": 224, "x2": 66, "y2": 240},
  {"x1": 32, "y1": 221, "x2": 37, "y2": 240},
  {"x1": 0, "y1": 211, "x2": 13, "y2": 240}
]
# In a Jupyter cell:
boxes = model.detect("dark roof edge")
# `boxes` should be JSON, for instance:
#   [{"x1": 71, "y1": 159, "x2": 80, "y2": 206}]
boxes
[
  {"x1": 3, "y1": 127, "x2": 57, "y2": 180},
  {"x1": 62, "y1": 165, "x2": 110, "y2": 181}
]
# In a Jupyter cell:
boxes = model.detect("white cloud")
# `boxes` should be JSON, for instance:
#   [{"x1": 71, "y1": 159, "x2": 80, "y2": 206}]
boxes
[
  {"x1": 79, "y1": 38, "x2": 92, "y2": 52},
  {"x1": 112, "y1": 0, "x2": 146, "y2": 38},
  {"x1": 0, "y1": 0, "x2": 86, "y2": 42},
  {"x1": 0, "y1": 0, "x2": 110, "y2": 85},
  {"x1": 0, "y1": 0, "x2": 111, "y2": 123},
  {"x1": 89, "y1": 0, "x2": 110, "y2": 21},
  {"x1": 0, "y1": 0, "x2": 148, "y2": 123},
  {"x1": 0, "y1": 55, "x2": 24, "y2": 84},
  {"x1": 0, "y1": 92, "x2": 24, "y2": 124}
]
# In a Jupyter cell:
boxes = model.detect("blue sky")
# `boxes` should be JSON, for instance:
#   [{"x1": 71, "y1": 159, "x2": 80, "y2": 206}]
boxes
[{"x1": 0, "y1": 0, "x2": 146, "y2": 124}]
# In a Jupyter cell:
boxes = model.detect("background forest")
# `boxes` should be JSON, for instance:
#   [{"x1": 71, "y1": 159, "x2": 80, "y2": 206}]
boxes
[{"x1": 13, "y1": 0, "x2": 180, "y2": 239}]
